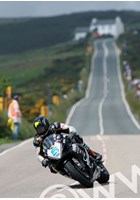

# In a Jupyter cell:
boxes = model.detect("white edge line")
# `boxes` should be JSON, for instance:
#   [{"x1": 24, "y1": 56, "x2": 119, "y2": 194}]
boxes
[
  {"x1": 40, "y1": 45, "x2": 97, "y2": 198},
  {"x1": 40, "y1": 43, "x2": 111, "y2": 198},
  {"x1": 0, "y1": 44, "x2": 97, "y2": 157},
  {"x1": 65, "y1": 46, "x2": 97, "y2": 125},
  {"x1": 114, "y1": 43, "x2": 140, "y2": 130},
  {"x1": 39, "y1": 46, "x2": 97, "y2": 198},
  {"x1": 0, "y1": 138, "x2": 33, "y2": 157}
]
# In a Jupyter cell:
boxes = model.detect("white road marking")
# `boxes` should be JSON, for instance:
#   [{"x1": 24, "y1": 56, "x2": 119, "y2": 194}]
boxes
[
  {"x1": 98, "y1": 42, "x2": 108, "y2": 135},
  {"x1": 0, "y1": 43, "x2": 97, "y2": 157},
  {"x1": 0, "y1": 40, "x2": 108, "y2": 198},
  {"x1": 0, "y1": 138, "x2": 32, "y2": 157},
  {"x1": 66, "y1": 46, "x2": 98, "y2": 125},
  {"x1": 114, "y1": 43, "x2": 140, "y2": 130},
  {"x1": 96, "y1": 134, "x2": 107, "y2": 165},
  {"x1": 65, "y1": 98, "x2": 85, "y2": 125},
  {"x1": 85, "y1": 48, "x2": 97, "y2": 99},
  {"x1": 40, "y1": 46, "x2": 100, "y2": 198}
]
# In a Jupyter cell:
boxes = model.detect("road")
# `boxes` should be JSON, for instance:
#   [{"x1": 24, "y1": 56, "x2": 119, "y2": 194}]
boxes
[{"x1": 0, "y1": 38, "x2": 140, "y2": 198}]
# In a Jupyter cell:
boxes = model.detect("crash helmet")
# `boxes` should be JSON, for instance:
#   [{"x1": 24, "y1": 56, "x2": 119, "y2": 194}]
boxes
[{"x1": 33, "y1": 116, "x2": 50, "y2": 136}]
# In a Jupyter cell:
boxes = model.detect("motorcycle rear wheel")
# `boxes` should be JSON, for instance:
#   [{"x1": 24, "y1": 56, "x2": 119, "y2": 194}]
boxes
[{"x1": 97, "y1": 164, "x2": 110, "y2": 184}]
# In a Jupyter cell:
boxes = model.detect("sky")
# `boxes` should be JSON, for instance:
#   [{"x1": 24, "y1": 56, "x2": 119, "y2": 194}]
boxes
[{"x1": 0, "y1": 1, "x2": 140, "y2": 18}]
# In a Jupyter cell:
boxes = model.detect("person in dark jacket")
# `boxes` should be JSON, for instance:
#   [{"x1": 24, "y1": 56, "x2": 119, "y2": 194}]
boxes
[{"x1": 33, "y1": 115, "x2": 102, "y2": 172}]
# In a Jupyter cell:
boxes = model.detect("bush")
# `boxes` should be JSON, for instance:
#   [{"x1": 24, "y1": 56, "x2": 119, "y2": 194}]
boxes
[{"x1": 0, "y1": 112, "x2": 11, "y2": 138}]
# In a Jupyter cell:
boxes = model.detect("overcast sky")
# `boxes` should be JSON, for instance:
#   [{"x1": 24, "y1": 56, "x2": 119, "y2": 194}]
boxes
[{"x1": 0, "y1": 1, "x2": 140, "y2": 18}]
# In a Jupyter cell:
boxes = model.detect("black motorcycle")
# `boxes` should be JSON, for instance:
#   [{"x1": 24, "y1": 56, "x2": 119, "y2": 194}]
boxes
[{"x1": 42, "y1": 133, "x2": 110, "y2": 188}]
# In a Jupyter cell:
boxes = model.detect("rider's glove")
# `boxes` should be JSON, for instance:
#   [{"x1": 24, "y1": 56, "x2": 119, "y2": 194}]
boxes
[
  {"x1": 42, "y1": 159, "x2": 49, "y2": 168},
  {"x1": 33, "y1": 138, "x2": 40, "y2": 147}
]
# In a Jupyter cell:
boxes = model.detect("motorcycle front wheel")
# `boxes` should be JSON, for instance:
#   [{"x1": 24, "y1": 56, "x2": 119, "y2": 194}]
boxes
[{"x1": 64, "y1": 160, "x2": 93, "y2": 188}]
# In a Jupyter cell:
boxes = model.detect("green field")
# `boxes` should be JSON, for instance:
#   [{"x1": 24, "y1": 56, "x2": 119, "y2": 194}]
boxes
[
  {"x1": 0, "y1": 38, "x2": 91, "y2": 141},
  {"x1": 1, "y1": 10, "x2": 140, "y2": 142}
]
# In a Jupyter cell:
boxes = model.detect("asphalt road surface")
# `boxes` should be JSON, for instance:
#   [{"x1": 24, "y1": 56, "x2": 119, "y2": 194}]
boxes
[{"x1": 0, "y1": 38, "x2": 140, "y2": 198}]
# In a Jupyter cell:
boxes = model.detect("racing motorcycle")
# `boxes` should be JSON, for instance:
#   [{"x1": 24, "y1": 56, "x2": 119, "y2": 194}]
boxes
[{"x1": 42, "y1": 133, "x2": 110, "y2": 188}]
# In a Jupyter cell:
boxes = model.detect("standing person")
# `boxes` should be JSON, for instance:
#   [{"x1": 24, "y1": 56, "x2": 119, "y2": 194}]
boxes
[
  {"x1": 136, "y1": 82, "x2": 140, "y2": 99},
  {"x1": 8, "y1": 95, "x2": 22, "y2": 139}
]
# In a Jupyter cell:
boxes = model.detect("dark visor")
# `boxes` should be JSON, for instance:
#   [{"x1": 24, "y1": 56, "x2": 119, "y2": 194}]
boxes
[{"x1": 36, "y1": 126, "x2": 46, "y2": 135}]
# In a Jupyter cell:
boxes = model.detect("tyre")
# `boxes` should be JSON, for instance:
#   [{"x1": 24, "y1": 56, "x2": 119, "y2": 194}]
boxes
[
  {"x1": 64, "y1": 160, "x2": 93, "y2": 188},
  {"x1": 97, "y1": 164, "x2": 110, "y2": 184}
]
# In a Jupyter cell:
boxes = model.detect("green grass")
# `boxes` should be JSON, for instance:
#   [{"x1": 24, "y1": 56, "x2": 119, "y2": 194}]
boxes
[
  {"x1": 118, "y1": 26, "x2": 140, "y2": 122},
  {"x1": 122, "y1": 74, "x2": 140, "y2": 122},
  {"x1": 0, "y1": 111, "x2": 35, "y2": 141},
  {"x1": 0, "y1": 41, "x2": 86, "y2": 91},
  {"x1": 0, "y1": 39, "x2": 92, "y2": 143}
]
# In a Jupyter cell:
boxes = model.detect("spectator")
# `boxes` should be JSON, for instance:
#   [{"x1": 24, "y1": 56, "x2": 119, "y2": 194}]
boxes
[
  {"x1": 126, "y1": 65, "x2": 132, "y2": 81},
  {"x1": 131, "y1": 77, "x2": 140, "y2": 88},
  {"x1": 8, "y1": 95, "x2": 22, "y2": 139},
  {"x1": 136, "y1": 83, "x2": 140, "y2": 99},
  {"x1": 123, "y1": 60, "x2": 132, "y2": 80}
]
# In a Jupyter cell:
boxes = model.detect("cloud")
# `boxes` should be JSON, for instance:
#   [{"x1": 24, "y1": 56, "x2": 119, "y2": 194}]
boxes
[{"x1": 0, "y1": 1, "x2": 140, "y2": 18}]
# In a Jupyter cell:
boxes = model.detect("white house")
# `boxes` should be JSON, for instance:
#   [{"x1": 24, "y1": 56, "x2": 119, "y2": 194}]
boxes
[
  {"x1": 74, "y1": 27, "x2": 89, "y2": 41},
  {"x1": 89, "y1": 17, "x2": 124, "y2": 39}
]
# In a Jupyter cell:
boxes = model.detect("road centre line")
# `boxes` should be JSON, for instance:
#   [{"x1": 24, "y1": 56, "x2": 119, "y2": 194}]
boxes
[
  {"x1": 40, "y1": 42, "x2": 108, "y2": 198},
  {"x1": 0, "y1": 41, "x2": 109, "y2": 165},
  {"x1": 98, "y1": 41, "x2": 108, "y2": 135},
  {"x1": 40, "y1": 41, "x2": 140, "y2": 198},
  {"x1": 114, "y1": 43, "x2": 140, "y2": 130},
  {"x1": 96, "y1": 134, "x2": 107, "y2": 165}
]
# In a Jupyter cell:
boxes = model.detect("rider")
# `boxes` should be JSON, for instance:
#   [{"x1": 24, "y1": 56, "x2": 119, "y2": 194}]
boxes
[{"x1": 33, "y1": 115, "x2": 102, "y2": 172}]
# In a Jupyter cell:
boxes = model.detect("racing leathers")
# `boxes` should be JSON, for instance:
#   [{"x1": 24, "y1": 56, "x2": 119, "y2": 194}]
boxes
[{"x1": 33, "y1": 122, "x2": 102, "y2": 172}]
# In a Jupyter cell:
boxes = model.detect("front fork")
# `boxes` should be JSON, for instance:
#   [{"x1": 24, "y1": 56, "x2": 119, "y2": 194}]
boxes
[{"x1": 78, "y1": 144, "x2": 95, "y2": 179}]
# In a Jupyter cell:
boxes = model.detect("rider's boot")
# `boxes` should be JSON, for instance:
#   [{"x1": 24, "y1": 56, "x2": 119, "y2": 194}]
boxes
[
  {"x1": 82, "y1": 143, "x2": 102, "y2": 161},
  {"x1": 72, "y1": 133, "x2": 102, "y2": 161}
]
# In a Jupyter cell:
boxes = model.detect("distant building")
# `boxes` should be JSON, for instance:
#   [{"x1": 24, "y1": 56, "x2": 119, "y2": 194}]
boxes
[
  {"x1": 74, "y1": 27, "x2": 89, "y2": 41},
  {"x1": 89, "y1": 17, "x2": 124, "y2": 39}
]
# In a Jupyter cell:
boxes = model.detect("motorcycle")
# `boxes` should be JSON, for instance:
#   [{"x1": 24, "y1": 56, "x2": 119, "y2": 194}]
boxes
[{"x1": 42, "y1": 133, "x2": 110, "y2": 188}]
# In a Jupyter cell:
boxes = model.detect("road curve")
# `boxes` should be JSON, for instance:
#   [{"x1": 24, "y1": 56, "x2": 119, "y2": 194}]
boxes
[
  {"x1": 68, "y1": 38, "x2": 140, "y2": 135},
  {"x1": 0, "y1": 38, "x2": 140, "y2": 198}
]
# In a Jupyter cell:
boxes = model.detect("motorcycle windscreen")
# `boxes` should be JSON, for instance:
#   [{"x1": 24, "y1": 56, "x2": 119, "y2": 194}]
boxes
[{"x1": 43, "y1": 135, "x2": 62, "y2": 159}]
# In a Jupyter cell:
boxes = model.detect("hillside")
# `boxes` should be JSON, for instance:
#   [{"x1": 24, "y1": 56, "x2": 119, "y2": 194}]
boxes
[
  {"x1": 0, "y1": 37, "x2": 92, "y2": 142},
  {"x1": 0, "y1": 11, "x2": 140, "y2": 54},
  {"x1": 1, "y1": 10, "x2": 140, "y2": 142}
]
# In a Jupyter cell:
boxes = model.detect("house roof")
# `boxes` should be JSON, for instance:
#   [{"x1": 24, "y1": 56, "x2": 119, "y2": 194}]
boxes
[
  {"x1": 91, "y1": 19, "x2": 116, "y2": 26},
  {"x1": 74, "y1": 27, "x2": 89, "y2": 33}
]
